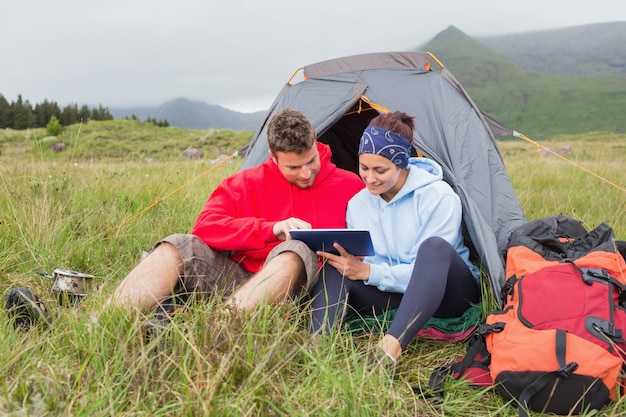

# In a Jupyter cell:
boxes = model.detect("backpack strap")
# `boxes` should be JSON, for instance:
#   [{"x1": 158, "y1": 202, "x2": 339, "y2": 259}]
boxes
[
  {"x1": 416, "y1": 325, "x2": 501, "y2": 399},
  {"x1": 516, "y1": 329, "x2": 578, "y2": 417},
  {"x1": 575, "y1": 264, "x2": 626, "y2": 292},
  {"x1": 428, "y1": 334, "x2": 491, "y2": 392},
  {"x1": 500, "y1": 275, "x2": 518, "y2": 305}
]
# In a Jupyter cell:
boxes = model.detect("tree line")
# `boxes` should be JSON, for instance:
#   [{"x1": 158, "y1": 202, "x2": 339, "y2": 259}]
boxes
[
  {"x1": 122, "y1": 114, "x2": 170, "y2": 128},
  {"x1": 0, "y1": 94, "x2": 113, "y2": 130}
]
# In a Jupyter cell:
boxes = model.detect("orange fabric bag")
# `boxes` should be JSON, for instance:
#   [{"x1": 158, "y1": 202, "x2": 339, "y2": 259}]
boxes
[{"x1": 485, "y1": 216, "x2": 626, "y2": 416}]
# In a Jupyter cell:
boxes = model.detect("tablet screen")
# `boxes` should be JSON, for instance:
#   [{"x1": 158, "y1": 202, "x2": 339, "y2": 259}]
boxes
[{"x1": 289, "y1": 229, "x2": 374, "y2": 256}]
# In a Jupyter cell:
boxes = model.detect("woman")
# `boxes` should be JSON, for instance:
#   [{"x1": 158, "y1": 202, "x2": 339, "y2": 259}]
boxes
[{"x1": 309, "y1": 111, "x2": 480, "y2": 371}]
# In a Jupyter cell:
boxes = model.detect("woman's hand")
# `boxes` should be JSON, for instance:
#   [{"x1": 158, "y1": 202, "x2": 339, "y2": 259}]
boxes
[{"x1": 317, "y1": 243, "x2": 370, "y2": 281}]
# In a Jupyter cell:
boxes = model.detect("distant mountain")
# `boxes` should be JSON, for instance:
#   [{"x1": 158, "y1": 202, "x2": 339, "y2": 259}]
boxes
[
  {"x1": 110, "y1": 22, "x2": 626, "y2": 136},
  {"x1": 110, "y1": 98, "x2": 266, "y2": 131},
  {"x1": 476, "y1": 22, "x2": 626, "y2": 79},
  {"x1": 418, "y1": 25, "x2": 626, "y2": 139}
]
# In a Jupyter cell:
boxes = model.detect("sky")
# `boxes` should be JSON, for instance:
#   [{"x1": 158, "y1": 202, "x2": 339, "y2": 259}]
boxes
[{"x1": 2, "y1": 0, "x2": 625, "y2": 113}]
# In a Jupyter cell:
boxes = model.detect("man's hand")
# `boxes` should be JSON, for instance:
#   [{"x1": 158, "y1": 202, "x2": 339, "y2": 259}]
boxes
[
  {"x1": 273, "y1": 217, "x2": 312, "y2": 241},
  {"x1": 317, "y1": 243, "x2": 370, "y2": 281}
]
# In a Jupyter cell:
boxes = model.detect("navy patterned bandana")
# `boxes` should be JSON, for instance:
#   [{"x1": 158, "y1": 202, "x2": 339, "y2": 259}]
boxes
[{"x1": 358, "y1": 126, "x2": 411, "y2": 168}]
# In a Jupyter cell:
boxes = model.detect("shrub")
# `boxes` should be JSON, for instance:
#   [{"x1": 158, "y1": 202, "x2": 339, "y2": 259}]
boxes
[{"x1": 46, "y1": 115, "x2": 63, "y2": 136}]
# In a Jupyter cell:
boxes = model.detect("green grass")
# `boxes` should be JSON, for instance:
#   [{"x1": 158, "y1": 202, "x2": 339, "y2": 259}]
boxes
[
  {"x1": 1, "y1": 123, "x2": 626, "y2": 416},
  {"x1": 0, "y1": 119, "x2": 252, "y2": 162}
]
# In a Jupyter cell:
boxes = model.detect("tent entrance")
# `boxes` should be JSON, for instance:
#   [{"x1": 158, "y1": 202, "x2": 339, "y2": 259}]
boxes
[
  {"x1": 318, "y1": 97, "x2": 421, "y2": 175},
  {"x1": 318, "y1": 98, "x2": 379, "y2": 175}
]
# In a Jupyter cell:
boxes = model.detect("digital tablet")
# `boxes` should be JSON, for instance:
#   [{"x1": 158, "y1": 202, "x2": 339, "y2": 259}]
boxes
[{"x1": 289, "y1": 228, "x2": 375, "y2": 256}]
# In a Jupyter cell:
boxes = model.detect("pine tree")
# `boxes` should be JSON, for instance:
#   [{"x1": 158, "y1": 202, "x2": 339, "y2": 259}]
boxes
[
  {"x1": 34, "y1": 99, "x2": 61, "y2": 128},
  {"x1": 92, "y1": 104, "x2": 112, "y2": 121},
  {"x1": 11, "y1": 95, "x2": 35, "y2": 129},
  {"x1": 0, "y1": 94, "x2": 114, "y2": 129},
  {"x1": 46, "y1": 115, "x2": 63, "y2": 136},
  {"x1": 0, "y1": 94, "x2": 9, "y2": 128},
  {"x1": 78, "y1": 105, "x2": 91, "y2": 123},
  {"x1": 60, "y1": 103, "x2": 79, "y2": 126}
]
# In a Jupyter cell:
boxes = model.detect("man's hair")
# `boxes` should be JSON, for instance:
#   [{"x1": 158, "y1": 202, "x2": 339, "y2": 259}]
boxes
[{"x1": 267, "y1": 108, "x2": 316, "y2": 154}]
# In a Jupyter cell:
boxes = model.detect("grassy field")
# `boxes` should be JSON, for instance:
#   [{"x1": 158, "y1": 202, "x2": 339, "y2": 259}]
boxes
[{"x1": 1, "y1": 122, "x2": 626, "y2": 416}]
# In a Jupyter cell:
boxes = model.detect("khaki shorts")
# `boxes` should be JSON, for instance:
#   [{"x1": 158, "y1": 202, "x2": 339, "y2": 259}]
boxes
[{"x1": 156, "y1": 234, "x2": 319, "y2": 299}]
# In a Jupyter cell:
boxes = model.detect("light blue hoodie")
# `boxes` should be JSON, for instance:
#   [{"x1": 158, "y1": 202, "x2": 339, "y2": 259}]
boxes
[{"x1": 346, "y1": 157, "x2": 479, "y2": 293}]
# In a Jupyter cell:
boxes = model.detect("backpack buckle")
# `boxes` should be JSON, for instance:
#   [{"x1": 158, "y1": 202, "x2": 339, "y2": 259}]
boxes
[
  {"x1": 591, "y1": 319, "x2": 623, "y2": 339},
  {"x1": 478, "y1": 322, "x2": 505, "y2": 335},
  {"x1": 584, "y1": 268, "x2": 611, "y2": 283},
  {"x1": 558, "y1": 362, "x2": 578, "y2": 378}
]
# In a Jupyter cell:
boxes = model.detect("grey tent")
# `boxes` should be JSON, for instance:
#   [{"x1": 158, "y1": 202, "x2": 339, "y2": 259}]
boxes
[{"x1": 240, "y1": 51, "x2": 527, "y2": 302}]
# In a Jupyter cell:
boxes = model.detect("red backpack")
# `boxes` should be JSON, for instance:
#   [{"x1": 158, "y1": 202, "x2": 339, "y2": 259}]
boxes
[{"x1": 425, "y1": 216, "x2": 626, "y2": 416}]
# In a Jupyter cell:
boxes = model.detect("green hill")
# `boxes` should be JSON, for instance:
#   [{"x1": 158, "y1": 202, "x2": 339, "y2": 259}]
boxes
[
  {"x1": 0, "y1": 119, "x2": 253, "y2": 162},
  {"x1": 420, "y1": 26, "x2": 626, "y2": 139},
  {"x1": 476, "y1": 22, "x2": 626, "y2": 79}
]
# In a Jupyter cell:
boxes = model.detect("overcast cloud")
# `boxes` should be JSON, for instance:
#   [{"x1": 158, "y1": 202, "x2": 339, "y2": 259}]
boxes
[{"x1": 1, "y1": 0, "x2": 625, "y2": 112}]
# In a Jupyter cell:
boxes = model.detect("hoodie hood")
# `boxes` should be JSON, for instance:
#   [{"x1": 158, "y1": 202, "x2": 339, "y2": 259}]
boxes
[{"x1": 384, "y1": 157, "x2": 444, "y2": 205}]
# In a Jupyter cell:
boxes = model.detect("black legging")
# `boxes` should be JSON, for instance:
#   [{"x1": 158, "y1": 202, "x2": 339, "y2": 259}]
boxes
[{"x1": 309, "y1": 236, "x2": 481, "y2": 349}]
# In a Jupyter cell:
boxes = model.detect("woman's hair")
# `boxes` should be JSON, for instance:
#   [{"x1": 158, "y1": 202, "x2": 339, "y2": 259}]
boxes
[
  {"x1": 267, "y1": 108, "x2": 316, "y2": 154},
  {"x1": 369, "y1": 111, "x2": 415, "y2": 142}
]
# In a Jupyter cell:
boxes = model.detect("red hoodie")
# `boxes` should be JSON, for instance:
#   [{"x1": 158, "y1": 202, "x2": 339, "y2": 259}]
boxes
[{"x1": 191, "y1": 142, "x2": 364, "y2": 273}]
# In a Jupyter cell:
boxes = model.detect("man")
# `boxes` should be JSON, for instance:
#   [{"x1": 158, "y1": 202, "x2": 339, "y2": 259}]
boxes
[{"x1": 106, "y1": 108, "x2": 364, "y2": 319}]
